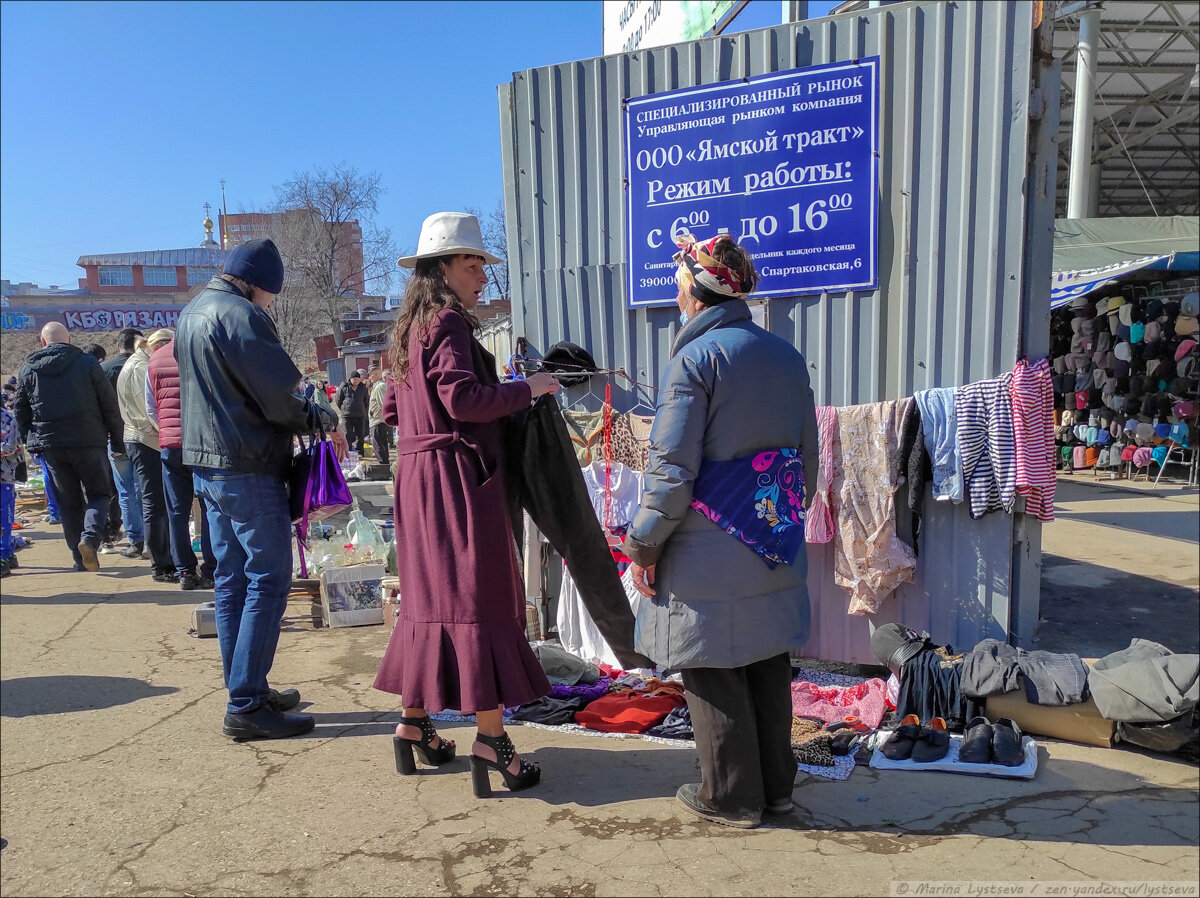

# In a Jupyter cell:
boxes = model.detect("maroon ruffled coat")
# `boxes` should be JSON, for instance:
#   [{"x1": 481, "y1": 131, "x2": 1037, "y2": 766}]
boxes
[{"x1": 373, "y1": 309, "x2": 550, "y2": 712}]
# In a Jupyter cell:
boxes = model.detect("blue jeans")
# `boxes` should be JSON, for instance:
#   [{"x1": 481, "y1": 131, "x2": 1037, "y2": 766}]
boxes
[
  {"x1": 109, "y1": 450, "x2": 144, "y2": 544},
  {"x1": 161, "y1": 448, "x2": 216, "y2": 578},
  {"x1": 38, "y1": 456, "x2": 60, "y2": 521},
  {"x1": 193, "y1": 468, "x2": 292, "y2": 714}
]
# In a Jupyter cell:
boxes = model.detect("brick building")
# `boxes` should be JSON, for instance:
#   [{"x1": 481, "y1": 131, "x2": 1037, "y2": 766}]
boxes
[{"x1": 220, "y1": 212, "x2": 366, "y2": 295}]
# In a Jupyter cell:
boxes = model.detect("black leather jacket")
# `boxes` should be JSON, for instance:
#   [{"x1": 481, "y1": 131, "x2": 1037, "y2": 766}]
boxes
[{"x1": 175, "y1": 278, "x2": 336, "y2": 478}]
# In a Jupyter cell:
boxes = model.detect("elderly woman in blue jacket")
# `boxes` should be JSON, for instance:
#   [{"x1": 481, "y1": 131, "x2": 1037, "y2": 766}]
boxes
[{"x1": 624, "y1": 233, "x2": 819, "y2": 830}]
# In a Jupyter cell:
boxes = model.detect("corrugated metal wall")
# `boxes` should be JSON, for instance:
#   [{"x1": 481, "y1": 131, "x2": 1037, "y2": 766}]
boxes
[{"x1": 500, "y1": 0, "x2": 1057, "y2": 663}]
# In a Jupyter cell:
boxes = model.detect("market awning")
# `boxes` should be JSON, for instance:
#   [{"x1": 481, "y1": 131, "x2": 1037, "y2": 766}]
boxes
[{"x1": 1050, "y1": 215, "x2": 1199, "y2": 307}]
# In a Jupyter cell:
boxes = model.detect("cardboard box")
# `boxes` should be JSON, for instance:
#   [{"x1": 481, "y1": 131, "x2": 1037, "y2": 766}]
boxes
[
  {"x1": 319, "y1": 563, "x2": 386, "y2": 628},
  {"x1": 985, "y1": 688, "x2": 1115, "y2": 748}
]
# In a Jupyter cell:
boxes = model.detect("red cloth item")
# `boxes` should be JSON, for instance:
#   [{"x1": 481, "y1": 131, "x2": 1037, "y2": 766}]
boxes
[
  {"x1": 596, "y1": 664, "x2": 625, "y2": 680},
  {"x1": 789, "y1": 678, "x2": 889, "y2": 729},
  {"x1": 146, "y1": 338, "x2": 183, "y2": 450},
  {"x1": 574, "y1": 690, "x2": 684, "y2": 733}
]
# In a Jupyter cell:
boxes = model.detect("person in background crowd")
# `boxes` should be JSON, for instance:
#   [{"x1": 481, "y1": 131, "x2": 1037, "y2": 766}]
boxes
[
  {"x1": 1, "y1": 403, "x2": 20, "y2": 578},
  {"x1": 117, "y1": 330, "x2": 175, "y2": 582},
  {"x1": 374, "y1": 211, "x2": 559, "y2": 797},
  {"x1": 103, "y1": 327, "x2": 145, "y2": 559},
  {"x1": 14, "y1": 322, "x2": 124, "y2": 572},
  {"x1": 336, "y1": 369, "x2": 370, "y2": 455},
  {"x1": 367, "y1": 363, "x2": 392, "y2": 467},
  {"x1": 177, "y1": 238, "x2": 345, "y2": 741},
  {"x1": 147, "y1": 334, "x2": 216, "y2": 591},
  {"x1": 625, "y1": 233, "x2": 819, "y2": 830},
  {"x1": 3, "y1": 381, "x2": 18, "y2": 409},
  {"x1": 82, "y1": 342, "x2": 124, "y2": 551}
]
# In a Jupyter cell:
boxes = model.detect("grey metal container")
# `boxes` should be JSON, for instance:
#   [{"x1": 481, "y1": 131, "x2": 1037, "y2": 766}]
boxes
[{"x1": 499, "y1": 1, "x2": 1059, "y2": 663}]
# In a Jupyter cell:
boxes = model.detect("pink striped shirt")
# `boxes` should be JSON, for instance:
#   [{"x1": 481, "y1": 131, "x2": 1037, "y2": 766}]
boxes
[{"x1": 1010, "y1": 358, "x2": 1055, "y2": 522}]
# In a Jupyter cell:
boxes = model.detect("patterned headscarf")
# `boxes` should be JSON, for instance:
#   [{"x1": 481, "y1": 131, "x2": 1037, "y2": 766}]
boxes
[{"x1": 672, "y1": 231, "x2": 755, "y2": 304}]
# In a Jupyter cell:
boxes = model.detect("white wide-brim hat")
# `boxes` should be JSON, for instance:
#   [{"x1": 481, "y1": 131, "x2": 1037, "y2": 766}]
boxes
[{"x1": 398, "y1": 211, "x2": 501, "y2": 268}]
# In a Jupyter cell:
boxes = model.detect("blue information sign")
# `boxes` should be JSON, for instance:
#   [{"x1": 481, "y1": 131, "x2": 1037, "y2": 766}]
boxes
[{"x1": 624, "y1": 58, "x2": 879, "y2": 309}]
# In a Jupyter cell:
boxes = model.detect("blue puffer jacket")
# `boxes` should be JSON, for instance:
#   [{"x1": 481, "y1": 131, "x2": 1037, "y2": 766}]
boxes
[
  {"x1": 175, "y1": 278, "x2": 336, "y2": 479},
  {"x1": 624, "y1": 299, "x2": 819, "y2": 669}
]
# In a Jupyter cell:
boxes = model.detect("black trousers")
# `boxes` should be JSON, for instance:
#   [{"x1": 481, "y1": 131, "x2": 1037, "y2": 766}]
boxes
[
  {"x1": 127, "y1": 441, "x2": 171, "y2": 573},
  {"x1": 682, "y1": 652, "x2": 796, "y2": 814},
  {"x1": 370, "y1": 422, "x2": 392, "y2": 467},
  {"x1": 343, "y1": 417, "x2": 367, "y2": 455},
  {"x1": 505, "y1": 395, "x2": 652, "y2": 670},
  {"x1": 42, "y1": 445, "x2": 112, "y2": 567}
]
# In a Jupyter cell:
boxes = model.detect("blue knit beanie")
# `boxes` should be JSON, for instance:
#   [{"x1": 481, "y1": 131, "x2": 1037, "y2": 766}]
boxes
[{"x1": 223, "y1": 238, "x2": 285, "y2": 294}]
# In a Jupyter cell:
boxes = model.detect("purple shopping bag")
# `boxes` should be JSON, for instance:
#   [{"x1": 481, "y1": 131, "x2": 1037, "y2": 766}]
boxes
[{"x1": 289, "y1": 429, "x2": 353, "y2": 578}]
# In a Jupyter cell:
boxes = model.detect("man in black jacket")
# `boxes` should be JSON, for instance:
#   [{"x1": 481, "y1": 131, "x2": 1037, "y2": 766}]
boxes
[
  {"x1": 177, "y1": 239, "x2": 345, "y2": 741},
  {"x1": 336, "y1": 370, "x2": 369, "y2": 455},
  {"x1": 15, "y1": 321, "x2": 124, "y2": 572},
  {"x1": 101, "y1": 327, "x2": 145, "y2": 556}
]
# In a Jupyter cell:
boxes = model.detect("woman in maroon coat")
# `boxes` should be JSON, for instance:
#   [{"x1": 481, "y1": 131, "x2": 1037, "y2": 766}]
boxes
[{"x1": 374, "y1": 212, "x2": 559, "y2": 797}]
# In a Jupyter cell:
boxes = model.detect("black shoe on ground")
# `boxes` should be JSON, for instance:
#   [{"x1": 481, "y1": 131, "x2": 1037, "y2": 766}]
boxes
[
  {"x1": 77, "y1": 540, "x2": 100, "y2": 572},
  {"x1": 152, "y1": 569, "x2": 180, "y2": 583},
  {"x1": 222, "y1": 706, "x2": 314, "y2": 741},
  {"x1": 265, "y1": 688, "x2": 302, "y2": 712},
  {"x1": 71, "y1": 562, "x2": 86, "y2": 572},
  {"x1": 198, "y1": 575, "x2": 215, "y2": 589},
  {"x1": 120, "y1": 542, "x2": 145, "y2": 559},
  {"x1": 0, "y1": 558, "x2": 10, "y2": 578},
  {"x1": 179, "y1": 572, "x2": 201, "y2": 590}
]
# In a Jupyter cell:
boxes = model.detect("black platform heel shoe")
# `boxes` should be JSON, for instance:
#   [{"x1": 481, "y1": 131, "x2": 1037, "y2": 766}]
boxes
[
  {"x1": 393, "y1": 715, "x2": 456, "y2": 774},
  {"x1": 470, "y1": 732, "x2": 541, "y2": 798}
]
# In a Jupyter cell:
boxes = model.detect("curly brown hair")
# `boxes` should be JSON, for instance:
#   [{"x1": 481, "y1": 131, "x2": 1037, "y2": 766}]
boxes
[{"x1": 389, "y1": 255, "x2": 481, "y2": 381}]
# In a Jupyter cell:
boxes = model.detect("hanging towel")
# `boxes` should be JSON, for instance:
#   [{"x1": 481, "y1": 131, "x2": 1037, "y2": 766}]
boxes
[
  {"x1": 830, "y1": 399, "x2": 917, "y2": 615},
  {"x1": 1010, "y1": 358, "x2": 1056, "y2": 522},
  {"x1": 804, "y1": 405, "x2": 837, "y2": 544},
  {"x1": 914, "y1": 386, "x2": 963, "y2": 502},
  {"x1": 956, "y1": 373, "x2": 1018, "y2": 520}
]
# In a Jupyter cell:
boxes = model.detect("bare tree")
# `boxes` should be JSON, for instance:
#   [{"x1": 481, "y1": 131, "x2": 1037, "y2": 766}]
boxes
[
  {"x1": 256, "y1": 164, "x2": 400, "y2": 361},
  {"x1": 466, "y1": 199, "x2": 509, "y2": 303}
]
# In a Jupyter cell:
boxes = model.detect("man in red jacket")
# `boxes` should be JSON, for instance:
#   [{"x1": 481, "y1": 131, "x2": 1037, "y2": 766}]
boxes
[{"x1": 147, "y1": 336, "x2": 216, "y2": 590}]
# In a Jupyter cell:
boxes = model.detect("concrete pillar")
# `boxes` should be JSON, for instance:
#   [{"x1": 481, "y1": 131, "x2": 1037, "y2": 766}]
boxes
[
  {"x1": 1067, "y1": 7, "x2": 1101, "y2": 219},
  {"x1": 781, "y1": 1, "x2": 809, "y2": 23}
]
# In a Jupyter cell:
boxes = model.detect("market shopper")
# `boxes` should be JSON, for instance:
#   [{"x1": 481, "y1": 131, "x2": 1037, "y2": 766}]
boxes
[
  {"x1": 373, "y1": 211, "x2": 559, "y2": 796},
  {"x1": 117, "y1": 329, "x2": 175, "y2": 581},
  {"x1": 366, "y1": 364, "x2": 392, "y2": 467},
  {"x1": 176, "y1": 238, "x2": 345, "y2": 741},
  {"x1": 336, "y1": 369, "x2": 370, "y2": 455},
  {"x1": 103, "y1": 328, "x2": 145, "y2": 557},
  {"x1": 146, "y1": 336, "x2": 216, "y2": 591},
  {"x1": 14, "y1": 322, "x2": 124, "y2": 572},
  {"x1": 624, "y1": 233, "x2": 819, "y2": 830}
]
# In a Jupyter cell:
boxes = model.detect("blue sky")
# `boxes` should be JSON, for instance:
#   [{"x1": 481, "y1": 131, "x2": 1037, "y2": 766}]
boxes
[{"x1": 0, "y1": 0, "x2": 836, "y2": 291}]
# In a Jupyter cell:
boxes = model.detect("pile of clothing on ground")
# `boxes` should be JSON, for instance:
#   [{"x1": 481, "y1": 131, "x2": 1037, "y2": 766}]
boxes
[{"x1": 870, "y1": 624, "x2": 1200, "y2": 756}]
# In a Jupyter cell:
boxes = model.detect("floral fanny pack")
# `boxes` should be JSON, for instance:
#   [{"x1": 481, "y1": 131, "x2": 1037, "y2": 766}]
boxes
[{"x1": 688, "y1": 448, "x2": 806, "y2": 569}]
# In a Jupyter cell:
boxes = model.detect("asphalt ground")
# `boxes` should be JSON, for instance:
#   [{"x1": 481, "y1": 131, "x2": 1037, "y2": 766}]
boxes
[{"x1": 1, "y1": 479, "x2": 1197, "y2": 897}]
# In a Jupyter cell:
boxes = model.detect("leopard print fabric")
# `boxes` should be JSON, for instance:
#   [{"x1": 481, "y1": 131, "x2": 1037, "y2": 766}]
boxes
[
  {"x1": 607, "y1": 412, "x2": 654, "y2": 472},
  {"x1": 790, "y1": 716, "x2": 835, "y2": 767}
]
